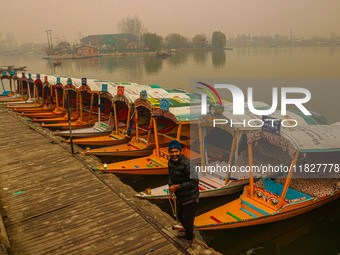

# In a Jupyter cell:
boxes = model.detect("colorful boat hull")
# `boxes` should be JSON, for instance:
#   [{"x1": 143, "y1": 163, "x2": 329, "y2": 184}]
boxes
[
  {"x1": 98, "y1": 147, "x2": 200, "y2": 175},
  {"x1": 65, "y1": 132, "x2": 130, "y2": 146},
  {"x1": 173, "y1": 182, "x2": 340, "y2": 230}
]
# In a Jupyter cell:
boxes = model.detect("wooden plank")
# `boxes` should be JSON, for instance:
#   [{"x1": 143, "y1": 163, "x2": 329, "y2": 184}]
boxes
[{"x1": 0, "y1": 108, "x2": 220, "y2": 255}]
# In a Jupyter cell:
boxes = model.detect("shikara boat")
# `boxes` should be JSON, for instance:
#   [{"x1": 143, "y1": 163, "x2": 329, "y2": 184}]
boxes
[
  {"x1": 34, "y1": 78, "x2": 80, "y2": 124},
  {"x1": 0, "y1": 71, "x2": 15, "y2": 97},
  {"x1": 55, "y1": 92, "x2": 114, "y2": 137},
  {"x1": 173, "y1": 125, "x2": 340, "y2": 230},
  {"x1": 7, "y1": 73, "x2": 45, "y2": 109},
  {"x1": 0, "y1": 72, "x2": 30, "y2": 103},
  {"x1": 135, "y1": 102, "x2": 322, "y2": 199},
  {"x1": 63, "y1": 87, "x2": 131, "y2": 143},
  {"x1": 41, "y1": 78, "x2": 100, "y2": 130},
  {"x1": 65, "y1": 83, "x2": 175, "y2": 145},
  {"x1": 0, "y1": 71, "x2": 24, "y2": 101},
  {"x1": 82, "y1": 89, "x2": 199, "y2": 155},
  {"x1": 22, "y1": 76, "x2": 67, "y2": 118},
  {"x1": 12, "y1": 75, "x2": 56, "y2": 113},
  {"x1": 95, "y1": 102, "x2": 203, "y2": 174}
]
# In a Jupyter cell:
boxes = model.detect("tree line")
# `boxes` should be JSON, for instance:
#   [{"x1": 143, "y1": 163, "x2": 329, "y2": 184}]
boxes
[
  {"x1": 141, "y1": 31, "x2": 226, "y2": 51},
  {"x1": 117, "y1": 16, "x2": 226, "y2": 51}
]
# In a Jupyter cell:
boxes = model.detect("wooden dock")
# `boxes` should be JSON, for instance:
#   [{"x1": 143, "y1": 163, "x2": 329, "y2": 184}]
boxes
[{"x1": 0, "y1": 108, "x2": 220, "y2": 255}]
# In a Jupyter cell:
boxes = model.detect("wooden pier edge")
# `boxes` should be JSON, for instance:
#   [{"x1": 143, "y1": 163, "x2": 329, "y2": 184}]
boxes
[
  {"x1": 0, "y1": 107, "x2": 220, "y2": 255},
  {"x1": 0, "y1": 210, "x2": 10, "y2": 255}
]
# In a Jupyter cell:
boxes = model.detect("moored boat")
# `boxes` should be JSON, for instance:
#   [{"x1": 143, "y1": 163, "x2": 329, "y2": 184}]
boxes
[
  {"x1": 95, "y1": 101, "x2": 202, "y2": 174},
  {"x1": 0, "y1": 72, "x2": 30, "y2": 103},
  {"x1": 173, "y1": 125, "x2": 340, "y2": 230},
  {"x1": 135, "y1": 102, "x2": 322, "y2": 199},
  {"x1": 41, "y1": 78, "x2": 100, "y2": 130},
  {"x1": 0, "y1": 71, "x2": 15, "y2": 97},
  {"x1": 82, "y1": 89, "x2": 199, "y2": 156}
]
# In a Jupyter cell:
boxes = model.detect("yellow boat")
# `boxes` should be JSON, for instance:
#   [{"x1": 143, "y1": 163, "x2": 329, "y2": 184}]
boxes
[
  {"x1": 22, "y1": 78, "x2": 66, "y2": 118},
  {"x1": 173, "y1": 125, "x2": 340, "y2": 230},
  {"x1": 96, "y1": 101, "x2": 202, "y2": 174},
  {"x1": 64, "y1": 83, "x2": 199, "y2": 145},
  {"x1": 41, "y1": 78, "x2": 99, "y2": 130},
  {"x1": 13, "y1": 75, "x2": 57, "y2": 113},
  {"x1": 134, "y1": 102, "x2": 323, "y2": 199},
  {"x1": 82, "y1": 90, "x2": 195, "y2": 156},
  {"x1": 63, "y1": 96, "x2": 130, "y2": 144}
]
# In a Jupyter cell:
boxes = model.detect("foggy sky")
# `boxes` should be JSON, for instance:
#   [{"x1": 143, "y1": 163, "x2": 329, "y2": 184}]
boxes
[{"x1": 1, "y1": 0, "x2": 339, "y2": 44}]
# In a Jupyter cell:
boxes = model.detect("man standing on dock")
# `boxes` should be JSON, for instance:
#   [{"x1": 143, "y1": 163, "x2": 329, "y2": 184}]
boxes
[{"x1": 168, "y1": 140, "x2": 199, "y2": 250}]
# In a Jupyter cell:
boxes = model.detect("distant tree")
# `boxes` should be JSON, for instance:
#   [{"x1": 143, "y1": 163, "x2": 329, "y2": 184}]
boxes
[
  {"x1": 330, "y1": 32, "x2": 338, "y2": 41},
  {"x1": 56, "y1": 41, "x2": 71, "y2": 49},
  {"x1": 192, "y1": 34, "x2": 207, "y2": 48},
  {"x1": 117, "y1": 16, "x2": 146, "y2": 37},
  {"x1": 212, "y1": 31, "x2": 226, "y2": 49},
  {"x1": 54, "y1": 41, "x2": 71, "y2": 54},
  {"x1": 116, "y1": 38, "x2": 128, "y2": 51},
  {"x1": 165, "y1": 33, "x2": 188, "y2": 49},
  {"x1": 142, "y1": 33, "x2": 163, "y2": 51}
]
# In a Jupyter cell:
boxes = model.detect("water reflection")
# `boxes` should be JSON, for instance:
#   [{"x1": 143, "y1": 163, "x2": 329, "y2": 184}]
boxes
[
  {"x1": 212, "y1": 49, "x2": 226, "y2": 68},
  {"x1": 167, "y1": 51, "x2": 189, "y2": 67},
  {"x1": 99, "y1": 57, "x2": 118, "y2": 73},
  {"x1": 193, "y1": 50, "x2": 208, "y2": 65},
  {"x1": 144, "y1": 56, "x2": 162, "y2": 75}
]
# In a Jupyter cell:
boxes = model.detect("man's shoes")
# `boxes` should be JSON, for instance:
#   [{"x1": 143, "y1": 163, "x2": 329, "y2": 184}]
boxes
[{"x1": 182, "y1": 239, "x2": 193, "y2": 250}]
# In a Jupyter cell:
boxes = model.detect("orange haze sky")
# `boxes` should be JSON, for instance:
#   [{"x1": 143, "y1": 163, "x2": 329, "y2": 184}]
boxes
[{"x1": 1, "y1": 0, "x2": 339, "y2": 44}]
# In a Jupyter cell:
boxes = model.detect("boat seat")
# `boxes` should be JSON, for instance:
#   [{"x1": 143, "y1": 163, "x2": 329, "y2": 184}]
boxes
[{"x1": 275, "y1": 178, "x2": 340, "y2": 199}]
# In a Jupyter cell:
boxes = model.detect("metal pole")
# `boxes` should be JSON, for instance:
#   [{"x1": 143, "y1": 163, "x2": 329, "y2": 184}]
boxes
[
  {"x1": 248, "y1": 143, "x2": 254, "y2": 197},
  {"x1": 153, "y1": 117, "x2": 159, "y2": 156},
  {"x1": 135, "y1": 108, "x2": 139, "y2": 143},
  {"x1": 1, "y1": 79, "x2": 5, "y2": 93},
  {"x1": 50, "y1": 30, "x2": 53, "y2": 50},
  {"x1": 278, "y1": 151, "x2": 299, "y2": 208},
  {"x1": 9, "y1": 75, "x2": 12, "y2": 92},
  {"x1": 66, "y1": 91, "x2": 74, "y2": 154}
]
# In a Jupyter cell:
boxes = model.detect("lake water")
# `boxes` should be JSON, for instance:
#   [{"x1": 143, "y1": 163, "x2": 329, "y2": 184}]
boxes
[{"x1": 1, "y1": 47, "x2": 340, "y2": 255}]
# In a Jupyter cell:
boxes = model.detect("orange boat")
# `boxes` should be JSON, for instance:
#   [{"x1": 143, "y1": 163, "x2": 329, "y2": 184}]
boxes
[
  {"x1": 64, "y1": 85, "x2": 134, "y2": 145},
  {"x1": 95, "y1": 101, "x2": 202, "y2": 174},
  {"x1": 41, "y1": 79, "x2": 100, "y2": 130},
  {"x1": 73, "y1": 85, "x2": 202, "y2": 147},
  {"x1": 82, "y1": 90, "x2": 202, "y2": 156},
  {"x1": 82, "y1": 92, "x2": 175, "y2": 156},
  {"x1": 54, "y1": 88, "x2": 115, "y2": 137},
  {"x1": 22, "y1": 77, "x2": 67, "y2": 119},
  {"x1": 33, "y1": 90, "x2": 79, "y2": 123},
  {"x1": 7, "y1": 73, "x2": 45, "y2": 109},
  {"x1": 173, "y1": 125, "x2": 340, "y2": 230},
  {"x1": 13, "y1": 75, "x2": 56, "y2": 113},
  {"x1": 134, "y1": 102, "x2": 326, "y2": 199}
]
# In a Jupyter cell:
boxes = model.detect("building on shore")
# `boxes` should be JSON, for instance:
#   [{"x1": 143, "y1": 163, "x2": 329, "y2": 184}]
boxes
[
  {"x1": 80, "y1": 34, "x2": 140, "y2": 53},
  {"x1": 75, "y1": 45, "x2": 100, "y2": 58}
]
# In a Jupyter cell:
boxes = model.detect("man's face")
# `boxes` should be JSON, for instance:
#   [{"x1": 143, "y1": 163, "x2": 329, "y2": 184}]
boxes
[{"x1": 169, "y1": 148, "x2": 181, "y2": 161}]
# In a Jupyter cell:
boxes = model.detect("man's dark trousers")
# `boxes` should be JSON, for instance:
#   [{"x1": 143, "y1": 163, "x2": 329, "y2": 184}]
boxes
[{"x1": 178, "y1": 201, "x2": 197, "y2": 240}]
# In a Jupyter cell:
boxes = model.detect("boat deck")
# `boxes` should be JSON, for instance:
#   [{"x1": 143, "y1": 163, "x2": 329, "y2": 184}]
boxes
[{"x1": 0, "y1": 108, "x2": 220, "y2": 255}]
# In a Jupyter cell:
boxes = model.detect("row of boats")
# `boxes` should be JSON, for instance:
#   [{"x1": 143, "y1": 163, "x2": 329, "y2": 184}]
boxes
[{"x1": 1, "y1": 70, "x2": 339, "y2": 231}]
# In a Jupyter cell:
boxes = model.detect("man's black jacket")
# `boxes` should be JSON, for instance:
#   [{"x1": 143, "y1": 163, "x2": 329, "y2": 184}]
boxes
[{"x1": 168, "y1": 153, "x2": 199, "y2": 203}]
